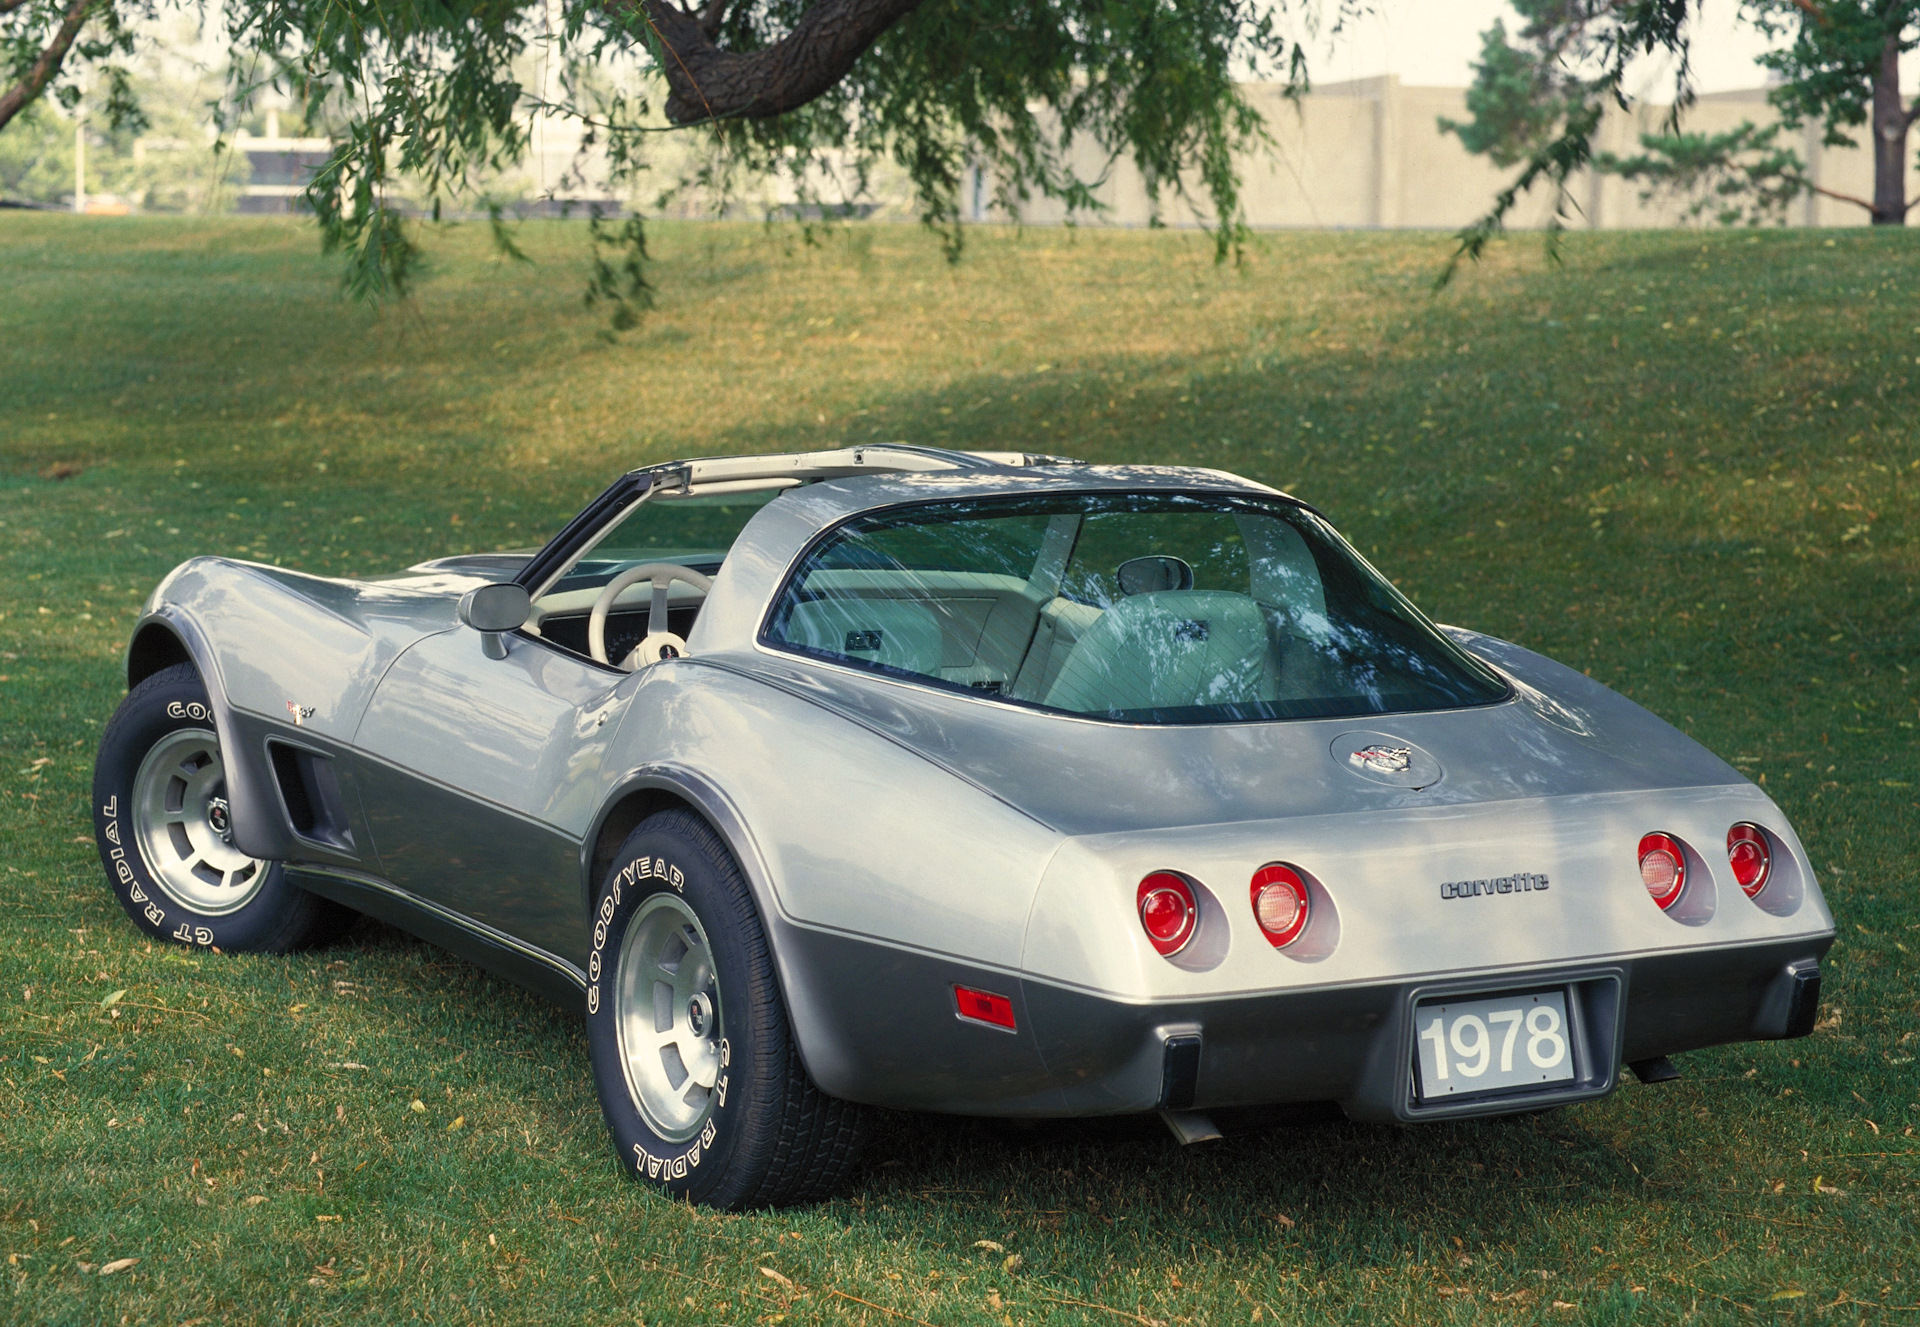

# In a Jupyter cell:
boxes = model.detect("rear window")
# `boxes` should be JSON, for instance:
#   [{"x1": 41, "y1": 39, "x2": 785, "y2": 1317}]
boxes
[{"x1": 762, "y1": 492, "x2": 1509, "y2": 724}]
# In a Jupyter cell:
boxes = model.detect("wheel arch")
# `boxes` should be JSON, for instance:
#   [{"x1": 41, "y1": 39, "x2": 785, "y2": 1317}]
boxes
[
  {"x1": 128, "y1": 618, "x2": 198, "y2": 689},
  {"x1": 582, "y1": 765, "x2": 784, "y2": 926},
  {"x1": 583, "y1": 764, "x2": 844, "y2": 1090},
  {"x1": 117, "y1": 609, "x2": 293, "y2": 863}
]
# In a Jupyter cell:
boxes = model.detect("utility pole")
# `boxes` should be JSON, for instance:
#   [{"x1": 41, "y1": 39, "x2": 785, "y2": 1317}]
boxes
[{"x1": 73, "y1": 115, "x2": 85, "y2": 214}]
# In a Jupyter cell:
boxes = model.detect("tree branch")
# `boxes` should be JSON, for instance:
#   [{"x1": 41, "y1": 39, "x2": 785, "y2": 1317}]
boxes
[
  {"x1": 627, "y1": 0, "x2": 926, "y2": 125},
  {"x1": 1803, "y1": 178, "x2": 1877, "y2": 211},
  {"x1": 0, "y1": 0, "x2": 98, "y2": 133},
  {"x1": 696, "y1": 0, "x2": 728, "y2": 40}
]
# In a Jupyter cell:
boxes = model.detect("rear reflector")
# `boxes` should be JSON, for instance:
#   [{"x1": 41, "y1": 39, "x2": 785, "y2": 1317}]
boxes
[{"x1": 954, "y1": 986, "x2": 1016, "y2": 1030}]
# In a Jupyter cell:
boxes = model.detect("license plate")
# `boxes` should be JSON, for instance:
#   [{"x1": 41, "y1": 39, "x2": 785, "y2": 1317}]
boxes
[{"x1": 1414, "y1": 989, "x2": 1575, "y2": 1101}]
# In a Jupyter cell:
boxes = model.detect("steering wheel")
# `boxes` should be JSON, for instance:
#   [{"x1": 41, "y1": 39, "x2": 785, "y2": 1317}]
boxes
[{"x1": 588, "y1": 562, "x2": 715, "y2": 671}]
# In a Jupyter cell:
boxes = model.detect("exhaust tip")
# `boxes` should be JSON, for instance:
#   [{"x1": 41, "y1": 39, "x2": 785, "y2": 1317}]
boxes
[{"x1": 1159, "y1": 1110, "x2": 1223, "y2": 1145}]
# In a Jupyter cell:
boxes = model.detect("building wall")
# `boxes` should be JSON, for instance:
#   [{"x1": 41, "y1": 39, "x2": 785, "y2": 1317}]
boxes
[{"x1": 982, "y1": 78, "x2": 1882, "y2": 230}]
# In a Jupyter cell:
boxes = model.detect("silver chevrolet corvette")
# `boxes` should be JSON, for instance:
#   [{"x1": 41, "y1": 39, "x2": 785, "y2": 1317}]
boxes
[{"x1": 93, "y1": 447, "x2": 1834, "y2": 1208}]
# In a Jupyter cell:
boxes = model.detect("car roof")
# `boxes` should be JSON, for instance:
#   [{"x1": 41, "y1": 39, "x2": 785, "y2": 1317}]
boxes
[
  {"x1": 680, "y1": 452, "x2": 1296, "y2": 654},
  {"x1": 629, "y1": 445, "x2": 1286, "y2": 515}
]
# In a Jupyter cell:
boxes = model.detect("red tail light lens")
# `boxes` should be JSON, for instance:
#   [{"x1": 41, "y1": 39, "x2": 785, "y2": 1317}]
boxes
[
  {"x1": 1137, "y1": 872, "x2": 1198, "y2": 956},
  {"x1": 1250, "y1": 863, "x2": 1311, "y2": 948},
  {"x1": 954, "y1": 986, "x2": 1016, "y2": 1030},
  {"x1": 1727, "y1": 823, "x2": 1771, "y2": 897},
  {"x1": 1638, "y1": 832, "x2": 1686, "y2": 910}
]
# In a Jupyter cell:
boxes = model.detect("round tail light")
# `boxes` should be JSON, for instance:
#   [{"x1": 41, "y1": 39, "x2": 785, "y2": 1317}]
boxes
[
  {"x1": 1727, "y1": 823, "x2": 1771, "y2": 897},
  {"x1": 1137, "y1": 872, "x2": 1198, "y2": 956},
  {"x1": 1638, "y1": 832, "x2": 1686, "y2": 910},
  {"x1": 1250, "y1": 863, "x2": 1311, "y2": 948}
]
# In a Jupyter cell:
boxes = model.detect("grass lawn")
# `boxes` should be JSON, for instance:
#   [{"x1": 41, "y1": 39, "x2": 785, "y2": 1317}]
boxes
[{"x1": 0, "y1": 214, "x2": 1915, "y2": 1326}]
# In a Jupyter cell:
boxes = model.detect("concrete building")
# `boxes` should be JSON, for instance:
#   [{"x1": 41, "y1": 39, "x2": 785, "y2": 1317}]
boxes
[
  {"x1": 979, "y1": 77, "x2": 1881, "y2": 230},
  {"x1": 233, "y1": 110, "x2": 332, "y2": 214}
]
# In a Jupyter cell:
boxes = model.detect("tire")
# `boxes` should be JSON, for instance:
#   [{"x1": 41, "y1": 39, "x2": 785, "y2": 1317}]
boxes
[
  {"x1": 586, "y1": 808, "x2": 866, "y2": 1209},
  {"x1": 91, "y1": 662, "x2": 353, "y2": 953}
]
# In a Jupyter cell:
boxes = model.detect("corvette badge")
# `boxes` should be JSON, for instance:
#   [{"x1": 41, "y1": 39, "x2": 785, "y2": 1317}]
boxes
[{"x1": 1349, "y1": 745, "x2": 1412, "y2": 773}]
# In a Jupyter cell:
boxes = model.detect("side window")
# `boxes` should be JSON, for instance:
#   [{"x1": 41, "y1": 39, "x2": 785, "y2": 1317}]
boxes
[
  {"x1": 767, "y1": 507, "x2": 1051, "y2": 690},
  {"x1": 808, "y1": 513, "x2": 1052, "y2": 577}
]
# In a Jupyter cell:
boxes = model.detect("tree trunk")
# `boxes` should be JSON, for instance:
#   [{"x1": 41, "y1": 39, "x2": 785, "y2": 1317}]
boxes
[
  {"x1": 1869, "y1": 28, "x2": 1907, "y2": 225},
  {"x1": 0, "y1": 0, "x2": 98, "y2": 134},
  {"x1": 631, "y1": 0, "x2": 926, "y2": 126}
]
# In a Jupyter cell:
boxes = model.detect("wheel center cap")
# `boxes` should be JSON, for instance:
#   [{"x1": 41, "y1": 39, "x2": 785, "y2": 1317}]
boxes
[
  {"x1": 206, "y1": 796, "x2": 233, "y2": 843},
  {"x1": 687, "y1": 992, "x2": 713, "y2": 1038}
]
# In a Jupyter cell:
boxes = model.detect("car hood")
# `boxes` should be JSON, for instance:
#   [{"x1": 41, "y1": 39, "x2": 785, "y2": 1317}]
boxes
[{"x1": 705, "y1": 629, "x2": 1747, "y2": 837}]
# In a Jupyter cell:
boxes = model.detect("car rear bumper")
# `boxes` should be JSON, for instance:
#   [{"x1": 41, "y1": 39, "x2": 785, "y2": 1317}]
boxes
[{"x1": 776, "y1": 923, "x2": 1832, "y2": 1121}]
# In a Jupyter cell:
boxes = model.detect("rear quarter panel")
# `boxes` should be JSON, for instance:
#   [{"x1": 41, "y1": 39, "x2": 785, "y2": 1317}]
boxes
[{"x1": 606, "y1": 661, "x2": 1063, "y2": 969}]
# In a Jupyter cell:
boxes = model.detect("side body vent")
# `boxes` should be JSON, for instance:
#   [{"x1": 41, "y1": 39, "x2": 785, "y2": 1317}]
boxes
[{"x1": 266, "y1": 741, "x2": 355, "y2": 851}]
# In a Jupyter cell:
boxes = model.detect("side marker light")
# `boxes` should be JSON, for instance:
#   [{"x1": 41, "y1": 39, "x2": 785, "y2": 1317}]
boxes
[{"x1": 954, "y1": 986, "x2": 1016, "y2": 1030}]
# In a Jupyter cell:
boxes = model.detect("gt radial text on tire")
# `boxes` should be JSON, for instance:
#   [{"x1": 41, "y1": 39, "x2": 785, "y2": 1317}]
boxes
[
  {"x1": 91, "y1": 662, "x2": 353, "y2": 953},
  {"x1": 586, "y1": 808, "x2": 866, "y2": 1209}
]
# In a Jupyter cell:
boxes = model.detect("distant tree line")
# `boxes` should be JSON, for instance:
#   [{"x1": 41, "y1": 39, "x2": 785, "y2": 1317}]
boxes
[{"x1": 1441, "y1": 0, "x2": 1920, "y2": 232}]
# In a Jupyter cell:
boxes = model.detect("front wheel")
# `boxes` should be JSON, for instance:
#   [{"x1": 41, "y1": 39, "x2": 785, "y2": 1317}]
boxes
[
  {"x1": 91, "y1": 663, "x2": 353, "y2": 952},
  {"x1": 586, "y1": 808, "x2": 865, "y2": 1209}
]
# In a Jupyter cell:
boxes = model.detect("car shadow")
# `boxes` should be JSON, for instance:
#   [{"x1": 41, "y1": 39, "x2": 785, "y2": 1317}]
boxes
[{"x1": 844, "y1": 1093, "x2": 1656, "y2": 1271}]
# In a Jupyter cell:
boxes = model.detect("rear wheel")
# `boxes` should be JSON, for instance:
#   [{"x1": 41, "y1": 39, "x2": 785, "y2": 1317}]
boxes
[
  {"x1": 92, "y1": 663, "x2": 353, "y2": 952},
  {"x1": 586, "y1": 808, "x2": 866, "y2": 1209}
]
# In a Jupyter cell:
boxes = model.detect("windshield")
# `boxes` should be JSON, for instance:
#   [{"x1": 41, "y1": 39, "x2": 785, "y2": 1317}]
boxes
[
  {"x1": 762, "y1": 492, "x2": 1509, "y2": 724},
  {"x1": 554, "y1": 488, "x2": 785, "y2": 588},
  {"x1": 529, "y1": 486, "x2": 786, "y2": 665}
]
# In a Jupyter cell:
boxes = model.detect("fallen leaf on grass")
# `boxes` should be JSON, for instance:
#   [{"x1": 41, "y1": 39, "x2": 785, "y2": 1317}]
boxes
[
  {"x1": 243, "y1": 1196, "x2": 267, "y2": 1207},
  {"x1": 99, "y1": 1258, "x2": 138, "y2": 1275},
  {"x1": 973, "y1": 1240, "x2": 1005, "y2": 1253},
  {"x1": 1003, "y1": 1254, "x2": 1023, "y2": 1273},
  {"x1": 1551, "y1": 1302, "x2": 1578, "y2": 1311},
  {"x1": 1769, "y1": 1289, "x2": 1807, "y2": 1301},
  {"x1": 986, "y1": 1291, "x2": 1003, "y2": 1310},
  {"x1": 1813, "y1": 1176, "x2": 1844, "y2": 1196},
  {"x1": 759, "y1": 1267, "x2": 794, "y2": 1289},
  {"x1": 99, "y1": 989, "x2": 126, "y2": 1009},
  {"x1": 447, "y1": 1115, "x2": 465, "y2": 1131},
  {"x1": 1271, "y1": 1212, "x2": 1295, "y2": 1229},
  {"x1": 315, "y1": 1215, "x2": 341, "y2": 1223},
  {"x1": 409, "y1": 1100, "x2": 427, "y2": 1114}
]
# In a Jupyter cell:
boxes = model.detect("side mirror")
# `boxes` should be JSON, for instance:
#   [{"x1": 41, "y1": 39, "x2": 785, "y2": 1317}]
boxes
[{"x1": 457, "y1": 583, "x2": 531, "y2": 659}]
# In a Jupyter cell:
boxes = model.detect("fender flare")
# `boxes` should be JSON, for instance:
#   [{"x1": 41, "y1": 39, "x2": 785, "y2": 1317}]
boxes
[
  {"x1": 123, "y1": 608, "x2": 296, "y2": 863},
  {"x1": 580, "y1": 763, "x2": 849, "y2": 1095}
]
